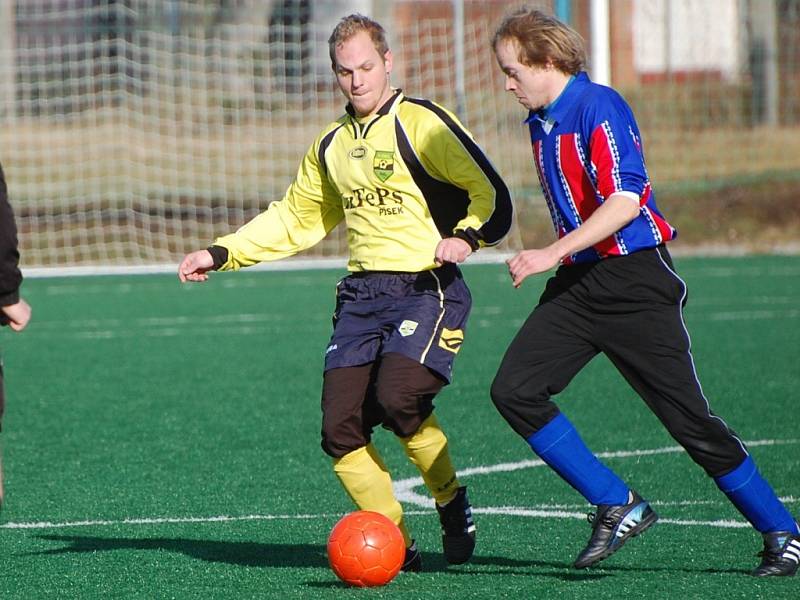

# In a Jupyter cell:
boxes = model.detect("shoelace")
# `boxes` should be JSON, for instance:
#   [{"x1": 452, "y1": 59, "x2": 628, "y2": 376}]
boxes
[
  {"x1": 756, "y1": 548, "x2": 782, "y2": 561},
  {"x1": 441, "y1": 512, "x2": 464, "y2": 532},
  {"x1": 441, "y1": 501, "x2": 469, "y2": 533},
  {"x1": 586, "y1": 510, "x2": 616, "y2": 529}
]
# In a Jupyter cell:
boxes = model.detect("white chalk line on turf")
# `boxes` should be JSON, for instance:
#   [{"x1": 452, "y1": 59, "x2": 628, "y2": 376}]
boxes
[
  {"x1": 393, "y1": 438, "x2": 800, "y2": 513},
  {"x1": 452, "y1": 507, "x2": 751, "y2": 529},
  {"x1": 2, "y1": 439, "x2": 796, "y2": 532},
  {"x1": 0, "y1": 513, "x2": 341, "y2": 531}
]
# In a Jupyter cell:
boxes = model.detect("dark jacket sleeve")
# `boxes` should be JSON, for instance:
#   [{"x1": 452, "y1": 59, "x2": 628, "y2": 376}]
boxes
[{"x1": 0, "y1": 163, "x2": 22, "y2": 307}]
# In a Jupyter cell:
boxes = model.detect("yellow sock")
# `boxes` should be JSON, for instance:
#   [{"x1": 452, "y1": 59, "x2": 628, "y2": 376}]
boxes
[
  {"x1": 399, "y1": 413, "x2": 460, "y2": 505},
  {"x1": 332, "y1": 443, "x2": 412, "y2": 547}
]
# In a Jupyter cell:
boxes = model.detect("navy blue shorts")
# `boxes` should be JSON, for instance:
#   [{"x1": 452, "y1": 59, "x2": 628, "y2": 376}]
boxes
[{"x1": 324, "y1": 264, "x2": 472, "y2": 383}]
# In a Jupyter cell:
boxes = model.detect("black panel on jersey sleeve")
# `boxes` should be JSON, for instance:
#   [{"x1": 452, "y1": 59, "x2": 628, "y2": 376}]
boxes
[
  {"x1": 394, "y1": 118, "x2": 470, "y2": 239},
  {"x1": 317, "y1": 124, "x2": 347, "y2": 174},
  {"x1": 402, "y1": 98, "x2": 512, "y2": 246}
]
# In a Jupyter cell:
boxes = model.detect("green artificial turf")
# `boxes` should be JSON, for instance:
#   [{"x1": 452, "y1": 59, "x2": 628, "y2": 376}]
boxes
[{"x1": 0, "y1": 257, "x2": 798, "y2": 598}]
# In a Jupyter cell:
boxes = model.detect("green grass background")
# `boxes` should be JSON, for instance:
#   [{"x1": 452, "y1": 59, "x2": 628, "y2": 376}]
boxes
[{"x1": 0, "y1": 257, "x2": 798, "y2": 598}]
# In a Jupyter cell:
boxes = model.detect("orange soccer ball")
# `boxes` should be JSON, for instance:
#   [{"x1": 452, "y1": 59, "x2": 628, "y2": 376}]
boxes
[{"x1": 327, "y1": 510, "x2": 406, "y2": 587}]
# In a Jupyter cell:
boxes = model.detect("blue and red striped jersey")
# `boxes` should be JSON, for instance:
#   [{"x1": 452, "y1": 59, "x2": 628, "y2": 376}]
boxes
[{"x1": 526, "y1": 72, "x2": 676, "y2": 265}]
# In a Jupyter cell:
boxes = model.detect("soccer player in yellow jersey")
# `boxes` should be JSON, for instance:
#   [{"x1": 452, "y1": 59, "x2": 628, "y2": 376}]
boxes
[{"x1": 178, "y1": 14, "x2": 512, "y2": 570}]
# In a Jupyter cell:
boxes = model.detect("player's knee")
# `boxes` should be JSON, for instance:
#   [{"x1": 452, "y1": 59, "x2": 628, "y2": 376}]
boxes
[
  {"x1": 373, "y1": 356, "x2": 439, "y2": 437},
  {"x1": 491, "y1": 374, "x2": 555, "y2": 427},
  {"x1": 490, "y1": 374, "x2": 516, "y2": 416},
  {"x1": 321, "y1": 421, "x2": 371, "y2": 459},
  {"x1": 382, "y1": 400, "x2": 434, "y2": 438},
  {"x1": 379, "y1": 391, "x2": 435, "y2": 438},
  {"x1": 384, "y1": 413, "x2": 428, "y2": 438},
  {"x1": 321, "y1": 434, "x2": 365, "y2": 459}
]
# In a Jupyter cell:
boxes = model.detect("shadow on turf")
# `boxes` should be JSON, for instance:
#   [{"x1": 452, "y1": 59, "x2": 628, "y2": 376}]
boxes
[
  {"x1": 33, "y1": 536, "x2": 578, "y2": 574},
  {"x1": 33, "y1": 535, "x2": 613, "y2": 585},
  {"x1": 31, "y1": 535, "x2": 745, "y2": 579},
  {"x1": 33, "y1": 535, "x2": 328, "y2": 568}
]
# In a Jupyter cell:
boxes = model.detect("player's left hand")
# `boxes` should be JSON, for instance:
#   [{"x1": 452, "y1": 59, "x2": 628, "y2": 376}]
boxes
[
  {"x1": 506, "y1": 247, "x2": 560, "y2": 288},
  {"x1": 434, "y1": 237, "x2": 472, "y2": 265}
]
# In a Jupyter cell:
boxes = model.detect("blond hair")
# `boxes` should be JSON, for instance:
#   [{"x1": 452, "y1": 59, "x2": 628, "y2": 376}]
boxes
[
  {"x1": 328, "y1": 14, "x2": 389, "y2": 67},
  {"x1": 492, "y1": 7, "x2": 586, "y2": 74}
]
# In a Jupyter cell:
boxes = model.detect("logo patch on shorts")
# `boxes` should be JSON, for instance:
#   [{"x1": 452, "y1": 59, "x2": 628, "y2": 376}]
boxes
[
  {"x1": 438, "y1": 328, "x2": 464, "y2": 353},
  {"x1": 398, "y1": 319, "x2": 418, "y2": 337}
]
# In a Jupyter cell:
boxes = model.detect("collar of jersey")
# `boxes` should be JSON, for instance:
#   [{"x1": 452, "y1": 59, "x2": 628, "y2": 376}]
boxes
[
  {"x1": 346, "y1": 88, "x2": 404, "y2": 124},
  {"x1": 525, "y1": 71, "x2": 589, "y2": 128}
]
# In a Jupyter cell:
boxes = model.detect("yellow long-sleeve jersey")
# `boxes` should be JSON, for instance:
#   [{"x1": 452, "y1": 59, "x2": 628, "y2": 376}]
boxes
[{"x1": 214, "y1": 90, "x2": 513, "y2": 273}]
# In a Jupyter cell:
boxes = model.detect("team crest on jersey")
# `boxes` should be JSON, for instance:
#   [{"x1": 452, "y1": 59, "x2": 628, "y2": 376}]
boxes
[
  {"x1": 373, "y1": 150, "x2": 395, "y2": 182},
  {"x1": 438, "y1": 328, "x2": 464, "y2": 353},
  {"x1": 398, "y1": 319, "x2": 418, "y2": 337},
  {"x1": 349, "y1": 146, "x2": 367, "y2": 160}
]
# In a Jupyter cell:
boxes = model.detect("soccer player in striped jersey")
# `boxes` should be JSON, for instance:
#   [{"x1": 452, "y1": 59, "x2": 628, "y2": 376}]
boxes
[
  {"x1": 178, "y1": 14, "x2": 512, "y2": 571},
  {"x1": 489, "y1": 8, "x2": 798, "y2": 576},
  {"x1": 0, "y1": 162, "x2": 33, "y2": 511}
]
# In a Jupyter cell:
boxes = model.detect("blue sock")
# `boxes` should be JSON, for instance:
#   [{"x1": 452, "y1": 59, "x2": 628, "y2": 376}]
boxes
[
  {"x1": 527, "y1": 413, "x2": 629, "y2": 506},
  {"x1": 714, "y1": 456, "x2": 799, "y2": 534}
]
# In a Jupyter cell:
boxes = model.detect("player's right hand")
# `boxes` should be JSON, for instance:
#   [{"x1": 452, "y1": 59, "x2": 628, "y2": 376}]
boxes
[
  {"x1": 434, "y1": 237, "x2": 472, "y2": 266},
  {"x1": 178, "y1": 249, "x2": 214, "y2": 283},
  {"x1": 1, "y1": 298, "x2": 32, "y2": 331},
  {"x1": 506, "y1": 247, "x2": 560, "y2": 288}
]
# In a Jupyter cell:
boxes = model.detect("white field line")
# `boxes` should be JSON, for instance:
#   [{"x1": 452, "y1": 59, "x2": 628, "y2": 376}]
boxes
[
  {"x1": 457, "y1": 507, "x2": 750, "y2": 529},
  {"x1": 0, "y1": 513, "x2": 340, "y2": 531},
  {"x1": 22, "y1": 305, "x2": 799, "y2": 341},
  {"x1": 705, "y1": 309, "x2": 800, "y2": 321},
  {"x1": 20, "y1": 260, "x2": 800, "y2": 280},
  {"x1": 391, "y1": 439, "x2": 800, "y2": 517},
  {"x1": 21, "y1": 252, "x2": 516, "y2": 279},
  {"x1": 1, "y1": 439, "x2": 797, "y2": 532}
]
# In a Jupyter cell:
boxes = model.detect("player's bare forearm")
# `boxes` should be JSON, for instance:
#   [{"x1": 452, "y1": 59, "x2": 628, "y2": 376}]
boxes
[
  {"x1": 178, "y1": 249, "x2": 215, "y2": 283},
  {"x1": 507, "y1": 194, "x2": 640, "y2": 288}
]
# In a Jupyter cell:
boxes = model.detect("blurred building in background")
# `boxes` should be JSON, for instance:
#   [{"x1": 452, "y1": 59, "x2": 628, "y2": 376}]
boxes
[{"x1": 0, "y1": 1, "x2": 797, "y2": 269}]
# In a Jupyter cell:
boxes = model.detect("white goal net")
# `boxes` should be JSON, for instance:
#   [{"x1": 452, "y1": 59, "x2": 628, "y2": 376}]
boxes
[
  {"x1": 0, "y1": 0, "x2": 536, "y2": 270},
  {"x1": 1, "y1": 1, "x2": 798, "y2": 270}
]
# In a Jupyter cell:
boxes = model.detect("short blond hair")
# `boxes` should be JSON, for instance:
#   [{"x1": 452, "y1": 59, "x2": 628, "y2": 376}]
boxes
[
  {"x1": 492, "y1": 7, "x2": 586, "y2": 74},
  {"x1": 328, "y1": 14, "x2": 390, "y2": 67}
]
